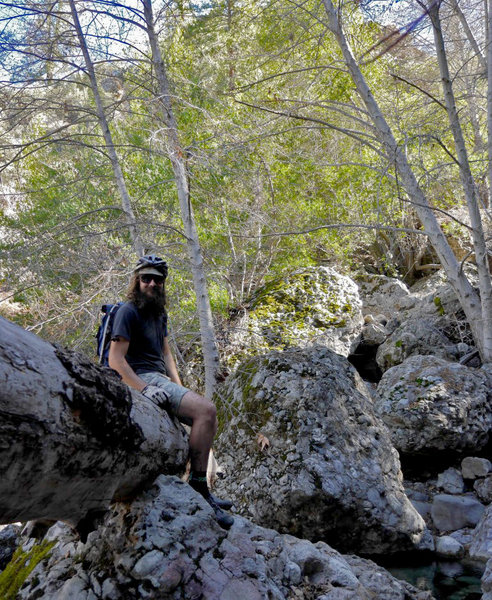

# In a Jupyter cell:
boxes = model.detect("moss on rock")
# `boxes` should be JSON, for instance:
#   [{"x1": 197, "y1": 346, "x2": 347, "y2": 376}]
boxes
[
  {"x1": 0, "y1": 540, "x2": 55, "y2": 600},
  {"x1": 224, "y1": 267, "x2": 362, "y2": 370}
]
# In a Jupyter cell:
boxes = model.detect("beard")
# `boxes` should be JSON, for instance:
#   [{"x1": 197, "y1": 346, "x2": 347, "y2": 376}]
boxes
[{"x1": 133, "y1": 286, "x2": 166, "y2": 317}]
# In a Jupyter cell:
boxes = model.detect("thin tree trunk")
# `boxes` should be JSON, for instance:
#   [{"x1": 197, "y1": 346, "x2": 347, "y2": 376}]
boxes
[
  {"x1": 429, "y1": 1, "x2": 492, "y2": 362},
  {"x1": 322, "y1": 0, "x2": 491, "y2": 363},
  {"x1": 141, "y1": 0, "x2": 220, "y2": 398},
  {"x1": 68, "y1": 0, "x2": 144, "y2": 257},
  {"x1": 450, "y1": 0, "x2": 487, "y2": 71},
  {"x1": 488, "y1": 0, "x2": 492, "y2": 208},
  {"x1": 0, "y1": 316, "x2": 188, "y2": 527}
]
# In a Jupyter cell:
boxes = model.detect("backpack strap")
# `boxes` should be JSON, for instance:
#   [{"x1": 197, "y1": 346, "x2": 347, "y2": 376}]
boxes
[{"x1": 98, "y1": 303, "x2": 122, "y2": 364}]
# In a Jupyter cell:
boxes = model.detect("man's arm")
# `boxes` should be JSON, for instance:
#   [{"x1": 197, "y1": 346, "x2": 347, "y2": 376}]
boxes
[
  {"x1": 163, "y1": 337, "x2": 182, "y2": 385},
  {"x1": 108, "y1": 337, "x2": 148, "y2": 392}
]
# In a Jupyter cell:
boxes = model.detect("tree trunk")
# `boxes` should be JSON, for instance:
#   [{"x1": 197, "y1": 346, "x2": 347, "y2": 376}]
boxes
[
  {"x1": 68, "y1": 0, "x2": 144, "y2": 257},
  {"x1": 429, "y1": 1, "x2": 492, "y2": 364},
  {"x1": 142, "y1": 0, "x2": 220, "y2": 398},
  {"x1": 322, "y1": 0, "x2": 491, "y2": 363},
  {"x1": 0, "y1": 316, "x2": 188, "y2": 528},
  {"x1": 488, "y1": 0, "x2": 492, "y2": 208},
  {"x1": 450, "y1": 0, "x2": 487, "y2": 72}
]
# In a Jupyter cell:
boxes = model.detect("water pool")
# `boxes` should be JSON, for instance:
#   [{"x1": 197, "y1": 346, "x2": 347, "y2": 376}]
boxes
[{"x1": 386, "y1": 558, "x2": 484, "y2": 599}]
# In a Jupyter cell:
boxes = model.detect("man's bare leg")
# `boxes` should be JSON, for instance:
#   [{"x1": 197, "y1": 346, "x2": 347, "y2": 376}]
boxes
[
  {"x1": 178, "y1": 391, "x2": 217, "y2": 473},
  {"x1": 177, "y1": 391, "x2": 234, "y2": 528}
]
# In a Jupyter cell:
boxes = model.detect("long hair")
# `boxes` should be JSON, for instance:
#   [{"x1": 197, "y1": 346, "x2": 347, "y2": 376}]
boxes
[{"x1": 127, "y1": 273, "x2": 167, "y2": 316}]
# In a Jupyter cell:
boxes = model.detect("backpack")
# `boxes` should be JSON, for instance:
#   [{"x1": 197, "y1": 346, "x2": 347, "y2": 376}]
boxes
[{"x1": 96, "y1": 302, "x2": 124, "y2": 366}]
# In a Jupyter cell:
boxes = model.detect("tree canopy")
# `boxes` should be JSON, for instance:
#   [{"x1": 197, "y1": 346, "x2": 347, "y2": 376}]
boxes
[{"x1": 0, "y1": 0, "x2": 490, "y2": 379}]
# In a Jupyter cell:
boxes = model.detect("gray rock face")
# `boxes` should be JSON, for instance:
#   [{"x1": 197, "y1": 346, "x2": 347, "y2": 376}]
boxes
[
  {"x1": 17, "y1": 476, "x2": 434, "y2": 600},
  {"x1": 462, "y1": 457, "x2": 492, "y2": 479},
  {"x1": 436, "y1": 468, "x2": 465, "y2": 494},
  {"x1": 360, "y1": 317, "x2": 388, "y2": 347},
  {"x1": 435, "y1": 535, "x2": 464, "y2": 558},
  {"x1": 483, "y1": 558, "x2": 492, "y2": 600},
  {"x1": 357, "y1": 275, "x2": 415, "y2": 318},
  {"x1": 375, "y1": 355, "x2": 492, "y2": 454},
  {"x1": 470, "y1": 505, "x2": 492, "y2": 562},
  {"x1": 474, "y1": 475, "x2": 492, "y2": 503},
  {"x1": 376, "y1": 318, "x2": 454, "y2": 371},
  {"x1": 0, "y1": 523, "x2": 20, "y2": 571},
  {"x1": 407, "y1": 270, "x2": 476, "y2": 347},
  {"x1": 226, "y1": 267, "x2": 363, "y2": 362},
  {"x1": 359, "y1": 271, "x2": 479, "y2": 372},
  {"x1": 449, "y1": 528, "x2": 474, "y2": 549},
  {"x1": 215, "y1": 347, "x2": 430, "y2": 555},
  {"x1": 431, "y1": 495, "x2": 486, "y2": 532}
]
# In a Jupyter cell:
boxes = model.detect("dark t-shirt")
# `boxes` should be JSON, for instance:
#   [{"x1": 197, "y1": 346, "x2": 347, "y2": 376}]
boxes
[{"x1": 111, "y1": 301, "x2": 168, "y2": 375}]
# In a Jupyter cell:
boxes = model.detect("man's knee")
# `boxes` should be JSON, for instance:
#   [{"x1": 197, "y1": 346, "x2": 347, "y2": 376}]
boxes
[
  {"x1": 198, "y1": 397, "x2": 218, "y2": 434},
  {"x1": 181, "y1": 391, "x2": 217, "y2": 427},
  {"x1": 202, "y1": 397, "x2": 217, "y2": 426}
]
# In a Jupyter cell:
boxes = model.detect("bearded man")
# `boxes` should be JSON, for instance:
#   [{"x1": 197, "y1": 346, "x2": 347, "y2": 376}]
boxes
[{"x1": 108, "y1": 255, "x2": 234, "y2": 529}]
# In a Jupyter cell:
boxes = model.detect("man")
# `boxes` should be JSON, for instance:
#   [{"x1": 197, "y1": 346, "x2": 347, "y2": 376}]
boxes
[{"x1": 108, "y1": 255, "x2": 234, "y2": 529}]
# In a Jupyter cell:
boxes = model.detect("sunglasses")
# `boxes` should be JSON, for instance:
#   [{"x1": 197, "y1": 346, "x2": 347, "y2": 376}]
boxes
[{"x1": 140, "y1": 274, "x2": 165, "y2": 285}]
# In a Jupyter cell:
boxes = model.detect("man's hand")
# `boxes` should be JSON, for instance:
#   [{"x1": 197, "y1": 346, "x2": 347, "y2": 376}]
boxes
[{"x1": 142, "y1": 385, "x2": 169, "y2": 409}]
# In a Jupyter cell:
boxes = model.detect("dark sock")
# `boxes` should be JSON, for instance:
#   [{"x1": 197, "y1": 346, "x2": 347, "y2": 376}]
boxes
[{"x1": 189, "y1": 471, "x2": 209, "y2": 497}]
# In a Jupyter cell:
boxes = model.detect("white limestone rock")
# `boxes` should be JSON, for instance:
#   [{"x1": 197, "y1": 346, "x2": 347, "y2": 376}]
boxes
[
  {"x1": 360, "y1": 318, "x2": 388, "y2": 347},
  {"x1": 372, "y1": 270, "x2": 479, "y2": 371},
  {"x1": 375, "y1": 355, "x2": 492, "y2": 455},
  {"x1": 449, "y1": 528, "x2": 474, "y2": 550},
  {"x1": 375, "y1": 318, "x2": 455, "y2": 371},
  {"x1": 357, "y1": 275, "x2": 415, "y2": 318},
  {"x1": 226, "y1": 267, "x2": 363, "y2": 363},
  {"x1": 215, "y1": 346, "x2": 431, "y2": 555}
]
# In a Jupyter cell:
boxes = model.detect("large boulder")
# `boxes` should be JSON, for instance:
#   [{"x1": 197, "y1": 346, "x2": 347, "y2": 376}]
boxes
[
  {"x1": 357, "y1": 270, "x2": 480, "y2": 373},
  {"x1": 214, "y1": 346, "x2": 431, "y2": 555},
  {"x1": 375, "y1": 355, "x2": 492, "y2": 455},
  {"x1": 226, "y1": 267, "x2": 363, "y2": 365},
  {"x1": 436, "y1": 468, "x2": 465, "y2": 494},
  {"x1": 400, "y1": 270, "x2": 478, "y2": 358},
  {"x1": 462, "y1": 457, "x2": 492, "y2": 479},
  {"x1": 470, "y1": 504, "x2": 492, "y2": 562},
  {"x1": 356, "y1": 274, "x2": 416, "y2": 318},
  {"x1": 474, "y1": 476, "x2": 492, "y2": 503},
  {"x1": 431, "y1": 494, "x2": 486, "y2": 532},
  {"x1": 483, "y1": 558, "x2": 492, "y2": 600},
  {"x1": 375, "y1": 318, "x2": 455, "y2": 371},
  {"x1": 14, "y1": 476, "x2": 434, "y2": 600}
]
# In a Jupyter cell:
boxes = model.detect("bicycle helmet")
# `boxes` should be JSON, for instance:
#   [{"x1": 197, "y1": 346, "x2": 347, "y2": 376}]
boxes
[{"x1": 134, "y1": 254, "x2": 168, "y2": 278}]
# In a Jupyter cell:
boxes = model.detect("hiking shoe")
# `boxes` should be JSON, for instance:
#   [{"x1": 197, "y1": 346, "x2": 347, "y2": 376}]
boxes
[
  {"x1": 208, "y1": 493, "x2": 233, "y2": 510},
  {"x1": 205, "y1": 494, "x2": 234, "y2": 529}
]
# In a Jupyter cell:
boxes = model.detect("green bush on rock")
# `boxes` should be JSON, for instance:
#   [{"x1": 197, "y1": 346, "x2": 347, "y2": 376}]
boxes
[{"x1": 0, "y1": 540, "x2": 55, "y2": 600}]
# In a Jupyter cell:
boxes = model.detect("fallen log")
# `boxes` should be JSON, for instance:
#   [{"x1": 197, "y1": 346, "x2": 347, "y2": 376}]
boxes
[{"x1": 0, "y1": 316, "x2": 189, "y2": 528}]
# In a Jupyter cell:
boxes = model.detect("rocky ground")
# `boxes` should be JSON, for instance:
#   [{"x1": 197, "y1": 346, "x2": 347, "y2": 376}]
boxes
[
  {"x1": 0, "y1": 266, "x2": 491, "y2": 599},
  {"x1": 215, "y1": 266, "x2": 491, "y2": 597},
  {"x1": 0, "y1": 478, "x2": 434, "y2": 600}
]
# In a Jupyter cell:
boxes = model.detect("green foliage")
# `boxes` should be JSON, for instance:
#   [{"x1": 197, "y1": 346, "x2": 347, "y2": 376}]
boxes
[
  {"x1": 0, "y1": 0, "x2": 486, "y2": 360},
  {"x1": 434, "y1": 296, "x2": 445, "y2": 316},
  {"x1": 0, "y1": 540, "x2": 55, "y2": 600}
]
